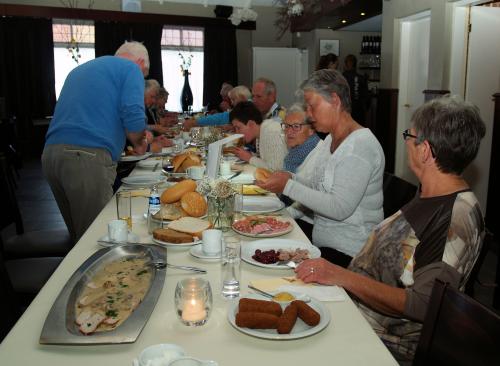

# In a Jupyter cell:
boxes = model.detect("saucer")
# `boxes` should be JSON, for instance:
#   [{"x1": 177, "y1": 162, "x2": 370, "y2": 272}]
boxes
[
  {"x1": 97, "y1": 232, "x2": 140, "y2": 247},
  {"x1": 189, "y1": 244, "x2": 221, "y2": 260}
]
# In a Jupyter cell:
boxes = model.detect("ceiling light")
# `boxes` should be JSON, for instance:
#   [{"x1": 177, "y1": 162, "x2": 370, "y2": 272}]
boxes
[
  {"x1": 341, "y1": 20, "x2": 347, "y2": 24},
  {"x1": 360, "y1": 12, "x2": 365, "y2": 16}
]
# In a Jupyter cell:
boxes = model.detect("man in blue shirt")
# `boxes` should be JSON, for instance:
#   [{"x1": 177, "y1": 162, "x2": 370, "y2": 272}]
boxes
[{"x1": 42, "y1": 41, "x2": 150, "y2": 242}]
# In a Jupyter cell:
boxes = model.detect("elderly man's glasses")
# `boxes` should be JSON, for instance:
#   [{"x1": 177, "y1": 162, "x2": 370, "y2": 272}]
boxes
[
  {"x1": 281, "y1": 123, "x2": 309, "y2": 131},
  {"x1": 402, "y1": 129, "x2": 436, "y2": 157}
]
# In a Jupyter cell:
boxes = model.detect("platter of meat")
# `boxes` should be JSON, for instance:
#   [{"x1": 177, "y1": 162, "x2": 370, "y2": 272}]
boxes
[
  {"x1": 241, "y1": 239, "x2": 321, "y2": 269},
  {"x1": 227, "y1": 294, "x2": 330, "y2": 340},
  {"x1": 40, "y1": 245, "x2": 165, "y2": 345},
  {"x1": 232, "y1": 216, "x2": 293, "y2": 238}
]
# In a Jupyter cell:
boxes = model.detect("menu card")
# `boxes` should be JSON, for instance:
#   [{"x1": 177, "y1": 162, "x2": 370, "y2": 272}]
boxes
[{"x1": 206, "y1": 134, "x2": 244, "y2": 179}]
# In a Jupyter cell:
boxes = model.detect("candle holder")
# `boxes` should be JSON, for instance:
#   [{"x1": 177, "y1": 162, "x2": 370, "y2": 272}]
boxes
[{"x1": 174, "y1": 278, "x2": 212, "y2": 326}]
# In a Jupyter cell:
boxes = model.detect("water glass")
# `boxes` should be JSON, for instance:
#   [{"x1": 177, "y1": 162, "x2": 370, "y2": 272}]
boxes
[
  {"x1": 221, "y1": 235, "x2": 241, "y2": 299},
  {"x1": 116, "y1": 191, "x2": 132, "y2": 230},
  {"x1": 175, "y1": 278, "x2": 212, "y2": 326}
]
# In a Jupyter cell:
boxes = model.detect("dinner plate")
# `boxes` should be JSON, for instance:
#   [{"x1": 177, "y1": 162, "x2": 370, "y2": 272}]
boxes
[
  {"x1": 151, "y1": 213, "x2": 207, "y2": 224},
  {"x1": 241, "y1": 239, "x2": 321, "y2": 269},
  {"x1": 137, "y1": 157, "x2": 163, "y2": 168},
  {"x1": 152, "y1": 237, "x2": 202, "y2": 248},
  {"x1": 232, "y1": 217, "x2": 293, "y2": 238},
  {"x1": 97, "y1": 232, "x2": 140, "y2": 247},
  {"x1": 121, "y1": 174, "x2": 165, "y2": 187},
  {"x1": 227, "y1": 293, "x2": 330, "y2": 340},
  {"x1": 189, "y1": 244, "x2": 221, "y2": 260},
  {"x1": 241, "y1": 196, "x2": 285, "y2": 213},
  {"x1": 119, "y1": 153, "x2": 152, "y2": 162}
]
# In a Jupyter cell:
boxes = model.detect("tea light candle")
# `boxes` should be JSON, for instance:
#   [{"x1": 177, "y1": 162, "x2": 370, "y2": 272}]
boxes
[{"x1": 182, "y1": 297, "x2": 207, "y2": 322}]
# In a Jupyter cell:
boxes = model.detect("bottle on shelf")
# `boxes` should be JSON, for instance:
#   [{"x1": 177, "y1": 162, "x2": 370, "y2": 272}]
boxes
[{"x1": 147, "y1": 184, "x2": 161, "y2": 234}]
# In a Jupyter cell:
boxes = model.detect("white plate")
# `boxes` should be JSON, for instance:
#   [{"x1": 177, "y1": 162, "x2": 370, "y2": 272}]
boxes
[
  {"x1": 232, "y1": 217, "x2": 293, "y2": 238},
  {"x1": 241, "y1": 196, "x2": 285, "y2": 213},
  {"x1": 227, "y1": 293, "x2": 330, "y2": 340},
  {"x1": 152, "y1": 237, "x2": 201, "y2": 248},
  {"x1": 189, "y1": 244, "x2": 221, "y2": 260},
  {"x1": 97, "y1": 232, "x2": 140, "y2": 247},
  {"x1": 121, "y1": 174, "x2": 165, "y2": 187},
  {"x1": 119, "y1": 153, "x2": 152, "y2": 162},
  {"x1": 151, "y1": 213, "x2": 207, "y2": 224},
  {"x1": 137, "y1": 158, "x2": 163, "y2": 168},
  {"x1": 241, "y1": 239, "x2": 321, "y2": 269}
]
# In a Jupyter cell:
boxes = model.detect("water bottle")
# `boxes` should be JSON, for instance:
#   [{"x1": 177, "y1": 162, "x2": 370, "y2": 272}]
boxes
[{"x1": 147, "y1": 184, "x2": 161, "y2": 234}]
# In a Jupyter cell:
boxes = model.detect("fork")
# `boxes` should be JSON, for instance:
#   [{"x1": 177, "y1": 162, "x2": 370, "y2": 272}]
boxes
[{"x1": 147, "y1": 261, "x2": 207, "y2": 274}]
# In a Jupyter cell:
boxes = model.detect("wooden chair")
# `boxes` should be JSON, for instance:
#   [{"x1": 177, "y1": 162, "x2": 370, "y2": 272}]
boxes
[
  {"x1": 413, "y1": 279, "x2": 500, "y2": 366},
  {"x1": 382, "y1": 172, "x2": 417, "y2": 218}
]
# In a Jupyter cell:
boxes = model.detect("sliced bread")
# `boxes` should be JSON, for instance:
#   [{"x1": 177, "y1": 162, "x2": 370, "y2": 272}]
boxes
[
  {"x1": 153, "y1": 228, "x2": 193, "y2": 244},
  {"x1": 167, "y1": 217, "x2": 211, "y2": 238}
]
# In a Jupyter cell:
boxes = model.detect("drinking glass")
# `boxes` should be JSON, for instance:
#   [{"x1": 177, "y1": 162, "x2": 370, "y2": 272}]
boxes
[
  {"x1": 175, "y1": 277, "x2": 212, "y2": 326},
  {"x1": 116, "y1": 191, "x2": 132, "y2": 230},
  {"x1": 221, "y1": 235, "x2": 241, "y2": 298}
]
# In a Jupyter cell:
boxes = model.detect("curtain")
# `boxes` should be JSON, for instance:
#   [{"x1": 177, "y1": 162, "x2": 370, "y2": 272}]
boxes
[
  {"x1": 203, "y1": 25, "x2": 238, "y2": 110},
  {"x1": 94, "y1": 21, "x2": 163, "y2": 83},
  {"x1": 0, "y1": 17, "x2": 56, "y2": 123}
]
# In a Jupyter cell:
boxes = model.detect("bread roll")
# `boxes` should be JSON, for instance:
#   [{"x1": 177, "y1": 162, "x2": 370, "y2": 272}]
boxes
[
  {"x1": 180, "y1": 154, "x2": 201, "y2": 172},
  {"x1": 255, "y1": 168, "x2": 272, "y2": 182},
  {"x1": 180, "y1": 191, "x2": 207, "y2": 217},
  {"x1": 160, "y1": 179, "x2": 197, "y2": 204},
  {"x1": 172, "y1": 153, "x2": 189, "y2": 173},
  {"x1": 153, "y1": 228, "x2": 193, "y2": 244}
]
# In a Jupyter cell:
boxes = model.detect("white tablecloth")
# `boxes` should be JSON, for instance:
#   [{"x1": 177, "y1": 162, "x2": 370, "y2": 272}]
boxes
[{"x1": 0, "y1": 161, "x2": 397, "y2": 365}]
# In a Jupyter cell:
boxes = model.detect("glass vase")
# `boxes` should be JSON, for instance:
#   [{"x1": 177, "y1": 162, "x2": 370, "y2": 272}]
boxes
[{"x1": 207, "y1": 195, "x2": 234, "y2": 232}]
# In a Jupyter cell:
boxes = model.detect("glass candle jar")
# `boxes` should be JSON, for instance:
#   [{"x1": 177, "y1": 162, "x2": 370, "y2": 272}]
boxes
[{"x1": 175, "y1": 278, "x2": 212, "y2": 326}]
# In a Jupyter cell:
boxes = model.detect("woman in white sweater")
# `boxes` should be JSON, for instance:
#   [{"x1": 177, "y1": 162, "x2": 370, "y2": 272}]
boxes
[
  {"x1": 230, "y1": 101, "x2": 288, "y2": 172},
  {"x1": 258, "y1": 70, "x2": 385, "y2": 267}
]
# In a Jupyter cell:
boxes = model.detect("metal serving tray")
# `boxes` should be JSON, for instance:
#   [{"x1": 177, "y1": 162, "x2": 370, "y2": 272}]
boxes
[{"x1": 40, "y1": 245, "x2": 166, "y2": 345}]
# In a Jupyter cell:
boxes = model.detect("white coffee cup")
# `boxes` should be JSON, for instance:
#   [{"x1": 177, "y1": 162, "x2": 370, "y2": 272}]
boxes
[
  {"x1": 219, "y1": 160, "x2": 231, "y2": 176},
  {"x1": 202, "y1": 229, "x2": 222, "y2": 256},
  {"x1": 187, "y1": 165, "x2": 205, "y2": 180},
  {"x1": 133, "y1": 343, "x2": 185, "y2": 366},
  {"x1": 108, "y1": 219, "x2": 128, "y2": 243}
]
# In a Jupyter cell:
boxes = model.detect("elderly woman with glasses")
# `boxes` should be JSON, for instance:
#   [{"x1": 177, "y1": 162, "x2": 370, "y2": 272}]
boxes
[
  {"x1": 258, "y1": 69, "x2": 385, "y2": 267},
  {"x1": 293, "y1": 95, "x2": 486, "y2": 363}
]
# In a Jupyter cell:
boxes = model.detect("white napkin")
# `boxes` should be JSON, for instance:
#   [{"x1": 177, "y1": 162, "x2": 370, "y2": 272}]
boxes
[
  {"x1": 249, "y1": 277, "x2": 347, "y2": 302},
  {"x1": 276, "y1": 284, "x2": 346, "y2": 302}
]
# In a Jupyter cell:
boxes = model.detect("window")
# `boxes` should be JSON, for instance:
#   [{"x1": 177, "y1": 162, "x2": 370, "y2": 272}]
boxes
[
  {"x1": 53, "y1": 20, "x2": 95, "y2": 99},
  {"x1": 161, "y1": 26, "x2": 204, "y2": 112}
]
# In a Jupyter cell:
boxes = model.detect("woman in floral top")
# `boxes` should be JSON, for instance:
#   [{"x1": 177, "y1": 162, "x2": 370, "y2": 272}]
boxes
[{"x1": 295, "y1": 95, "x2": 486, "y2": 363}]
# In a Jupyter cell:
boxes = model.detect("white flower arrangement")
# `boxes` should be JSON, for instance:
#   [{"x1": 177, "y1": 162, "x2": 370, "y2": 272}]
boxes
[
  {"x1": 229, "y1": 7, "x2": 258, "y2": 26},
  {"x1": 197, "y1": 178, "x2": 237, "y2": 199}
]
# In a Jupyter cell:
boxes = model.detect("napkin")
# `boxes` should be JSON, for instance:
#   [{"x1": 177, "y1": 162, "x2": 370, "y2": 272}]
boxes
[{"x1": 249, "y1": 277, "x2": 346, "y2": 302}]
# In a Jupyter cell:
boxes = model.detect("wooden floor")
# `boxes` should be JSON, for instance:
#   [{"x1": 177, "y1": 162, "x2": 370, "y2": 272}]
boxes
[{"x1": 7, "y1": 158, "x2": 500, "y2": 313}]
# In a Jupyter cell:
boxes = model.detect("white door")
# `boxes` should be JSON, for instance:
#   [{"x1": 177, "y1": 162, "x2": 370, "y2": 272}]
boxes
[
  {"x1": 463, "y1": 6, "x2": 500, "y2": 211},
  {"x1": 395, "y1": 13, "x2": 431, "y2": 184},
  {"x1": 252, "y1": 47, "x2": 308, "y2": 109}
]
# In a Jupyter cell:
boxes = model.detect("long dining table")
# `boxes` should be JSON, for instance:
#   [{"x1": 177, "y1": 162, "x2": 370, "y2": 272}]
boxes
[{"x1": 0, "y1": 157, "x2": 397, "y2": 366}]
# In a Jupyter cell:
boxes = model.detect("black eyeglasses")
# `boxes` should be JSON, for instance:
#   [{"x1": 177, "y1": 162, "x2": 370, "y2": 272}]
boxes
[
  {"x1": 281, "y1": 123, "x2": 309, "y2": 131},
  {"x1": 402, "y1": 129, "x2": 435, "y2": 157}
]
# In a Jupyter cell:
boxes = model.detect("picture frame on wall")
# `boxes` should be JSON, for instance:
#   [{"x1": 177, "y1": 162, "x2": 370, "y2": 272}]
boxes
[{"x1": 319, "y1": 40, "x2": 340, "y2": 56}]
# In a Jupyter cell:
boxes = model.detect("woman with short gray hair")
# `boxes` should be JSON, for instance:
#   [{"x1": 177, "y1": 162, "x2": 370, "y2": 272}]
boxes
[{"x1": 258, "y1": 69, "x2": 385, "y2": 267}]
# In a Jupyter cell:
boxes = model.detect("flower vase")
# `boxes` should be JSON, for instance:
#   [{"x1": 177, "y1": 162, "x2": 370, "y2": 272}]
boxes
[
  {"x1": 207, "y1": 195, "x2": 234, "y2": 231},
  {"x1": 181, "y1": 70, "x2": 193, "y2": 113}
]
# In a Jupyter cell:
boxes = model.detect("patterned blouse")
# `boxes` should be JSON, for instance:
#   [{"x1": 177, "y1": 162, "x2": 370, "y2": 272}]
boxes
[{"x1": 349, "y1": 189, "x2": 484, "y2": 361}]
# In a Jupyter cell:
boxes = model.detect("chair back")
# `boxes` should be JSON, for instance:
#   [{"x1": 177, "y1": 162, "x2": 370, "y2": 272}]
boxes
[
  {"x1": 413, "y1": 279, "x2": 500, "y2": 366},
  {"x1": 383, "y1": 172, "x2": 417, "y2": 218},
  {"x1": 0, "y1": 154, "x2": 24, "y2": 234}
]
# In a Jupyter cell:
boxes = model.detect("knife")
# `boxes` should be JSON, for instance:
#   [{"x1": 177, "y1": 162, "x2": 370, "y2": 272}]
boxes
[{"x1": 227, "y1": 171, "x2": 242, "y2": 180}]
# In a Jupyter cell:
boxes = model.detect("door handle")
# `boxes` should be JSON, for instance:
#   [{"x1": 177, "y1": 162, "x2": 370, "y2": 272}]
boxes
[{"x1": 404, "y1": 103, "x2": 411, "y2": 108}]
